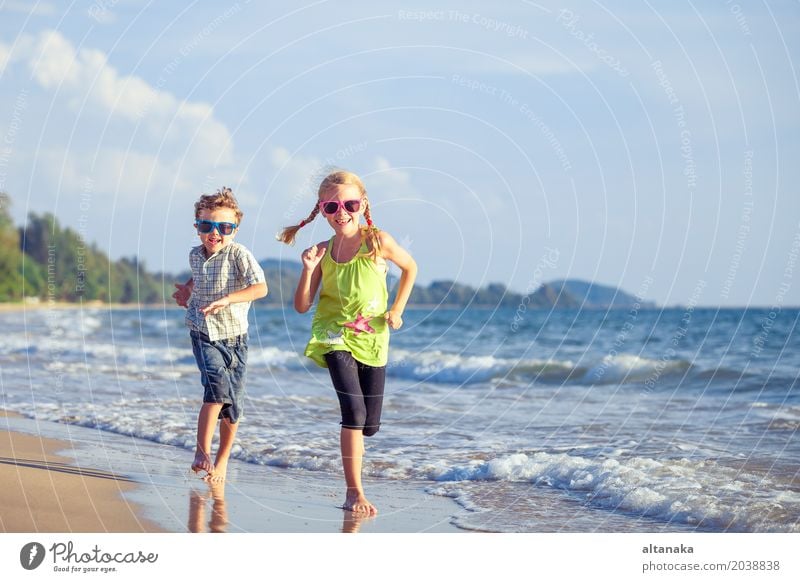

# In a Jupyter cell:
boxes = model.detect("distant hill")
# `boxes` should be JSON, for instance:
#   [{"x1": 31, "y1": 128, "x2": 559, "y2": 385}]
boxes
[
  {"x1": 257, "y1": 258, "x2": 304, "y2": 305},
  {"x1": 252, "y1": 258, "x2": 654, "y2": 309},
  {"x1": 530, "y1": 282, "x2": 582, "y2": 309},
  {"x1": 549, "y1": 279, "x2": 655, "y2": 309}
]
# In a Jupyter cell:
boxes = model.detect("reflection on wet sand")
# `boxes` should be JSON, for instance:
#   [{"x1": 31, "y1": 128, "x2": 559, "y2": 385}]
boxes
[
  {"x1": 188, "y1": 482, "x2": 227, "y2": 533},
  {"x1": 341, "y1": 510, "x2": 374, "y2": 533}
]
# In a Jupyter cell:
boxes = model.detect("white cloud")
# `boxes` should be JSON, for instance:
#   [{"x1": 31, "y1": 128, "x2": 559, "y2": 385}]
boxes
[
  {"x1": 90, "y1": 51, "x2": 162, "y2": 117},
  {"x1": 15, "y1": 30, "x2": 233, "y2": 165},
  {"x1": 367, "y1": 156, "x2": 416, "y2": 199},
  {"x1": 4, "y1": 30, "x2": 237, "y2": 196},
  {"x1": 38, "y1": 146, "x2": 179, "y2": 208},
  {"x1": 27, "y1": 30, "x2": 81, "y2": 88},
  {"x1": 264, "y1": 147, "x2": 327, "y2": 209}
]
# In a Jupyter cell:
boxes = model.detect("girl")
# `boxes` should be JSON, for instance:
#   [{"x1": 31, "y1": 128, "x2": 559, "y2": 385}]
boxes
[{"x1": 278, "y1": 170, "x2": 417, "y2": 515}]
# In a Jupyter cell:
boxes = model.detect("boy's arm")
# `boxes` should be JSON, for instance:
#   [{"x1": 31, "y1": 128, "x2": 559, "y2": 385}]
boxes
[
  {"x1": 200, "y1": 246, "x2": 268, "y2": 315},
  {"x1": 200, "y1": 281, "x2": 267, "y2": 316},
  {"x1": 378, "y1": 231, "x2": 417, "y2": 330},
  {"x1": 172, "y1": 278, "x2": 194, "y2": 308}
]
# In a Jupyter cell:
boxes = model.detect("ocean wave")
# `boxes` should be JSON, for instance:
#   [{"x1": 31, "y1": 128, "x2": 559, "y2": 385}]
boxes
[
  {"x1": 388, "y1": 350, "x2": 696, "y2": 386},
  {"x1": 250, "y1": 346, "x2": 306, "y2": 369},
  {"x1": 6, "y1": 329, "x2": 782, "y2": 391},
  {"x1": 2, "y1": 336, "x2": 191, "y2": 366},
  {"x1": 3, "y1": 335, "x2": 303, "y2": 372},
  {"x1": 582, "y1": 353, "x2": 691, "y2": 384},
  {"x1": 388, "y1": 349, "x2": 525, "y2": 384},
  {"x1": 426, "y1": 452, "x2": 800, "y2": 532}
]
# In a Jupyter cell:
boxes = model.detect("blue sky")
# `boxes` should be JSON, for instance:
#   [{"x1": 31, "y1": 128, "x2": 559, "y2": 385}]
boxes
[{"x1": 1, "y1": 1, "x2": 798, "y2": 307}]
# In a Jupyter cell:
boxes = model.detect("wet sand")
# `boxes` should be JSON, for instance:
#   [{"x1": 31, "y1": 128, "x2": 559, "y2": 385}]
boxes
[{"x1": 1, "y1": 411, "x2": 464, "y2": 533}]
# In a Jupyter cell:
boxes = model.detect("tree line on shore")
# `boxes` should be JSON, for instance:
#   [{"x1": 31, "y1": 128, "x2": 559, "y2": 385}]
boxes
[
  {"x1": 1, "y1": 193, "x2": 647, "y2": 309},
  {"x1": 1, "y1": 194, "x2": 165, "y2": 303}
]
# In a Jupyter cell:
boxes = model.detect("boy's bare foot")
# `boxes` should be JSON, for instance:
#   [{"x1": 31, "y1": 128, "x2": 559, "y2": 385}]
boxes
[
  {"x1": 188, "y1": 490, "x2": 207, "y2": 533},
  {"x1": 191, "y1": 449, "x2": 214, "y2": 477},
  {"x1": 343, "y1": 488, "x2": 377, "y2": 515}
]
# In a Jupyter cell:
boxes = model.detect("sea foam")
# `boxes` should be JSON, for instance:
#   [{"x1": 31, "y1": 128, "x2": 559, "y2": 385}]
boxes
[{"x1": 427, "y1": 452, "x2": 800, "y2": 532}]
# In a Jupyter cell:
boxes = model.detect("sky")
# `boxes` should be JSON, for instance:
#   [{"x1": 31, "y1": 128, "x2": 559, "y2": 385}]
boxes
[{"x1": 0, "y1": 0, "x2": 798, "y2": 307}]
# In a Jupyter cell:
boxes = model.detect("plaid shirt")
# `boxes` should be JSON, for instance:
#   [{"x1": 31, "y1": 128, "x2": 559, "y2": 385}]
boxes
[{"x1": 185, "y1": 242, "x2": 266, "y2": 341}]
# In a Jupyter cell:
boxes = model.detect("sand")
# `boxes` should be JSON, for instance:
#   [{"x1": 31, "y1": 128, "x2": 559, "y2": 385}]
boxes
[{"x1": 0, "y1": 411, "x2": 162, "y2": 532}]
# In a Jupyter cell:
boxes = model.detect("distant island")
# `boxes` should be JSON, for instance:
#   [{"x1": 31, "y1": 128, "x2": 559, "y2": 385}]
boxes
[
  {"x1": 244, "y1": 259, "x2": 655, "y2": 309},
  {"x1": 0, "y1": 195, "x2": 654, "y2": 309}
]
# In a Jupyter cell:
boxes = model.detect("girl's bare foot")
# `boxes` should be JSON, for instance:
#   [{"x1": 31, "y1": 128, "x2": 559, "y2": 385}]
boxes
[
  {"x1": 341, "y1": 509, "x2": 374, "y2": 533},
  {"x1": 344, "y1": 488, "x2": 377, "y2": 515},
  {"x1": 191, "y1": 448, "x2": 214, "y2": 477},
  {"x1": 206, "y1": 459, "x2": 228, "y2": 483}
]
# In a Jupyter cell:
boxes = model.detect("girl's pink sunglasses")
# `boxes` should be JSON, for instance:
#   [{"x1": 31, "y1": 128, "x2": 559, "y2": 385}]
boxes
[{"x1": 319, "y1": 199, "x2": 362, "y2": 215}]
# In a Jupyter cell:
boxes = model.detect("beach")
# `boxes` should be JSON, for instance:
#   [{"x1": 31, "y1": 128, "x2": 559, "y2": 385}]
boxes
[
  {"x1": 0, "y1": 411, "x2": 161, "y2": 533},
  {"x1": 0, "y1": 410, "x2": 464, "y2": 533}
]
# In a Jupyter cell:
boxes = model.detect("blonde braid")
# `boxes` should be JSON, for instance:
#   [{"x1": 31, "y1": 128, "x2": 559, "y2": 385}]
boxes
[
  {"x1": 277, "y1": 203, "x2": 320, "y2": 245},
  {"x1": 360, "y1": 197, "x2": 382, "y2": 262}
]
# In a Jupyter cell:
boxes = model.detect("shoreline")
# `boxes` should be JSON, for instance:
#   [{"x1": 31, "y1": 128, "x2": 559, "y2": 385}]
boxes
[{"x1": 1, "y1": 410, "x2": 465, "y2": 533}]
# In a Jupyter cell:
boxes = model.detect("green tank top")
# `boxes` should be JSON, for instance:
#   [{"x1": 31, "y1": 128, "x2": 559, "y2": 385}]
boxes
[{"x1": 305, "y1": 235, "x2": 390, "y2": 368}]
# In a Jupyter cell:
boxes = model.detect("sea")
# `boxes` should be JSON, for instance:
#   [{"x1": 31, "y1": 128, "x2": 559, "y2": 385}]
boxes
[{"x1": 1, "y1": 304, "x2": 798, "y2": 532}]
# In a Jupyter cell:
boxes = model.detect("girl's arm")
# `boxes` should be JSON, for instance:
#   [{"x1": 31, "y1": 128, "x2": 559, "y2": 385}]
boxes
[
  {"x1": 379, "y1": 231, "x2": 417, "y2": 330},
  {"x1": 294, "y1": 242, "x2": 327, "y2": 313}
]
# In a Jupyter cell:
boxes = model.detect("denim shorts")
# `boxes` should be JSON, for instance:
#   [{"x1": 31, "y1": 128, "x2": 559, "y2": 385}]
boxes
[{"x1": 190, "y1": 330, "x2": 248, "y2": 423}]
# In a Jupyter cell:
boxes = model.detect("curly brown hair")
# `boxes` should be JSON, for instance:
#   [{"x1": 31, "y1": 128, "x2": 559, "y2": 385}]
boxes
[{"x1": 194, "y1": 186, "x2": 243, "y2": 223}]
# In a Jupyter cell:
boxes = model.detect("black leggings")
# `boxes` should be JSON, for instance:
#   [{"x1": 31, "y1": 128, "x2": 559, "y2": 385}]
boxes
[{"x1": 324, "y1": 351, "x2": 386, "y2": 437}]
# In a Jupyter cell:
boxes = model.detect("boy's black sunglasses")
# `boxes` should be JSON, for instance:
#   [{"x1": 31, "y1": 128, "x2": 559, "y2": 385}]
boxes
[{"x1": 195, "y1": 220, "x2": 238, "y2": 235}]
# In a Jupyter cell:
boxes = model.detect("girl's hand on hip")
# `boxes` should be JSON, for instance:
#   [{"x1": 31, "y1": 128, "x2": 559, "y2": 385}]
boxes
[
  {"x1": 302, "y1": 244, "x2": 326, "y2": 271},
  {"x1": 385, "y1": 310, "x2": 403, "y2": 330}
]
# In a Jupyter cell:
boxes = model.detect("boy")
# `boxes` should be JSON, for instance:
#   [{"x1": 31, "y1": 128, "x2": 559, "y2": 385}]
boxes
[{"x1": 173, "y1": 187, "x2": 267, "y2": 482}]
